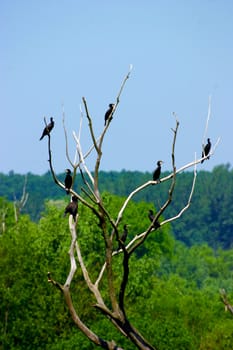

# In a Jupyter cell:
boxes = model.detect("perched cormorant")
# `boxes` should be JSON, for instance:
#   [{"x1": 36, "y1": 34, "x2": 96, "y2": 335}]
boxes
[
  {"x1": 39, "y1": 117, "x2": 54, "y2": 140},
  {"x1": 148, "y1": 209, "x2": 160, "y2": 229},
  {"x1": 153, "y1": 160, "x2": 163, "y2": 182},
  {"x1": 64, "y1": 196, "x2": 78, "y2": 222},
  {"x1": 104, "y1": 103, "x2": 115, "y2": 125},
  {"x1": 118, "y1": 224, "x2": 128, "y2": 250},
  {"x1": 64, "y1": 169, "x2": 72, "y2": 194},
  {"x1": 201, "y1": 138, "x2": 211, "y2": 163}
]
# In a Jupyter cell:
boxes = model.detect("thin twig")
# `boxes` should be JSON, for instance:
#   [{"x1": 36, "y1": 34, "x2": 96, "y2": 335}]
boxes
[
  {"x1": 82, "y1": 97, "x2": 99, "y2": 153},
  {"x1": 95, "y1": 262, "x2": 107, "y2": 288},
  {"x1": 47, "y1": 133, "x2": 64, "y2": 187},
  {"x1": 73, "y1": 131, "x2": 95, "y2": 185},
  {"x1": 202, "y1": 95, "x2": 211, "y2": 147},
  {"x1": 62, "y1": 105, "x2": 75, "y2": 168}
]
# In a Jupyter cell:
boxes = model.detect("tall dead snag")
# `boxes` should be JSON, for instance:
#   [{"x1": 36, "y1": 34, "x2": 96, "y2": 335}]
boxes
[
  {"x1": 13, "y1": 174, "x2": 29, "y2": 222},
  {"x1": 43, "y1": 67, "x2": 218, "y2": 350}
]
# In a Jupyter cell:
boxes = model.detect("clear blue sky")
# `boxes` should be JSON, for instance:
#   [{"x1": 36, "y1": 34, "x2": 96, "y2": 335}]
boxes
[{"x1": 1, "y1": 0, "x2": 232, "y2": 175}]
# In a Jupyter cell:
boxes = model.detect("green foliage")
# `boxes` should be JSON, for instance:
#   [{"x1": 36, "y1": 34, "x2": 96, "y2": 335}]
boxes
[
  {"x1": 1, "y1": 164, "x2": 233, "y2": 248},
  {"x1": 199, "y1": 319, "x2": 233, "y2": 350},
  {"x1": 1, "y1": 193, "x2": 233, "y2": 349},
  {"x1": 0, "y1": 198, "x2": 15, "y2": 235}
]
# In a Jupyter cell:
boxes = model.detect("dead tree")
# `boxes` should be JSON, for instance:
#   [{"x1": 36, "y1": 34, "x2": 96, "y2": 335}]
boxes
[
  {"x1": 43, "y1": 67, "x2": 218, "y2": 349},
  {"x1": 220, "y1": 289, "x2": 233, "y2": 316},
  {"x1": 0, "y1": 205, "x2": 8, "y2": 234},
  {"x1": 13, "y1": 174, "x2": 29, "y2": 222}
]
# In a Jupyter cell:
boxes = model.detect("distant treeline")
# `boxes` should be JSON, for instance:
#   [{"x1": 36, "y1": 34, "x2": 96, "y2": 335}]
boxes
[{"x1": 1, "y1": 163, "x2": 233, "y2": 248}]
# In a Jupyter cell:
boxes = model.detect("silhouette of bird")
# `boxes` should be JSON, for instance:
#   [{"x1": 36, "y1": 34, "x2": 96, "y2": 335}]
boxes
[
  {"x1": 201, "y1": 138, "x2": 211, "y2": 163},
  {"x1": 153, "y1": 160, "x2": 163, "y2": 182},
  {"x1": 39, "y1": 117, "x2": 54, "y2": 140},
  {"x1": 118, "y1": 224, "x2": 128, "y2": 250},
  {"x1": 64, "y1": 196, "x2": 78, "y2": 222},
  {"x1": 148, "y1": 210, "x2": 160, "y2": 229},
  {"x1": 64, "y1": 169, "x2": 72, "y2": 194},
  {"x1": 104, "y1": 103, "x2": 115, "y2": 125}
]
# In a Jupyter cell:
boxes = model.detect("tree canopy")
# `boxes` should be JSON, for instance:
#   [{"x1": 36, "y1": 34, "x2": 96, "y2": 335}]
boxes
[
  {"x1": 0, "y1": 196, "x2": 233, "y2": 349},
  {"x1": 1, "y1": 164, "x2": 233, "y2": 248}
]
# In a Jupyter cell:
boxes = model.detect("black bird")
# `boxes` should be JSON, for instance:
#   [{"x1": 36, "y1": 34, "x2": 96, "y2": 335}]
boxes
[
  {"x1": 64, "y1": 169, "x2": 72, "y2": 194},
  {"x1": 148, "y1": 209, "x2": 155, "y2": 222},
  {"x1": 201, "y1": 138, "x2": 211, "y2": 163},
  {"x1": 118, "y1": 224, "x2": 128, "y2": 250},
  {"x1": 64, "y1": 196, "x2": 78, "y2": 222},
  {"x1": 148, "y1": 209, "x2": 160, "y2": 229},
  {"x1": 104, "y1": 103, "x2": 115, "y2": 125},
  {"x1": 39, "y1": 117, "x2": 54, "y2": 140},
  {"x1": 153, "y1": 160, "x2": 163, "y2": 182}
]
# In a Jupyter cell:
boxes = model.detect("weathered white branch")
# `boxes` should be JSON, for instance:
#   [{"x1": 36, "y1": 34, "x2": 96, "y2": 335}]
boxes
[
  {"x1": 78, "y1": 104, "x2": 83, "y2": 141},
  {"x1": 116, "y1": 64, "x2": 133, "y2": 104},
  {"x1": 161, "y1": 155, "x2": 197, "y2": 225},
  {"x1": 65, "y1": 215, "x2": 78, "y2": 288},
  {"x1": 202, "y1": 95, "x2": 211, "y2": 147},
  {"x1": 117, "y1": 138, "x2": 220, "y2": 226},
  {"x1": 62, "y1": 105, "x2": 75, "y2": 168},
  {"x1": 101, "y1": 64, "x2": 133, "y2": 138},
  {"x1": 123, "y1": 155, "x2": 197, "y2": 250},
  {"x1": 71, "y1": 105, "x2": 83, "y2": 167},
  {"x1": 220, "y1": 289, "x2": 233, "y2": 315},
  {"x1": 75, "y1": 240, "x2": 106, "y2": 306},
  {"x1": 95, "y1": 261, "x2": 107, "y2": 287},
  {"x1": 126, "y1": 118, "x2": 178, "y2": 255},
  {"x1": 13, "y1": 174, "x2": 29, "y2": 222},
  {"x1": 73, "y1": 131, "x2": 95, "y2": 185}
]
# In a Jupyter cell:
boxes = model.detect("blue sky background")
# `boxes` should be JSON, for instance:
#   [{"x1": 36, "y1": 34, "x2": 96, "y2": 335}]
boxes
[{"x1": 1, "y1": 0, "x2": 232, "y2": 175}]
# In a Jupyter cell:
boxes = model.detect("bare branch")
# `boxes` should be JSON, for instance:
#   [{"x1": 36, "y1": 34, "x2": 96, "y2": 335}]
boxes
[
  {"x1": 116, "y1": 137, "x2": 220, "y2": 226},
  {"x1": 118, "y1": 246, "x2": 129, "y2": 315},
  {"x1": 162, "y1": 155, "x2": 197, "y2": 225},
  {"x1": 116, "y1": 64, "x2": 133, "y2": 104},
  {"x1": 63, "y1": 286, "x2": 123, "y2": 350},
  {"x1": 62, "y1": 105, "x2": 75, "y2": 168},
  {"x1": 101, "y1": 65, "x2": 132, "y2": 135},
  {"x1": 202, "y1": 95, "x2": 211, "y2": 147},
  {"x1": 46, "y1": 129, "x2": 101, "y2": 217},
  {"x1": 94, "y1": 66, "x2": 133, "y2": 194},
  {"x1": 78, "y1": 103, "x2": 83, "y2": 141},
  {"x1": 75, "y1": 238, "x2": 106, "y2": 307},
  {"x1": 47, "y1": 133, "x2": 64, "y2": 188},
  {"x1": 13, "y1": 174, "x2": 29, "y2": 222},
  {"x1": 82, "y1": 97, "x2": 99, "y2": 153},
  {"x1": 64, "y1": 215, "x2": 78, "y2": 287},
  {"x1": 95, "y1": 261, "x2": 107, "y2": 288},
  {"x1": 47, "y1": 272, "x2": 64, "y2": 292},
  {"x1": 73, "y1": 131, "x2": 95, "y2": 185},
  {"x1": 211, "y1": 136, "x2": 221, "y2": 155},
  {"x1": 220, "y1": 289, "x2": 233, "y2": 315},
  {"x1": 128, "y1": 118, "x2": 179, "y2": 255}
]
